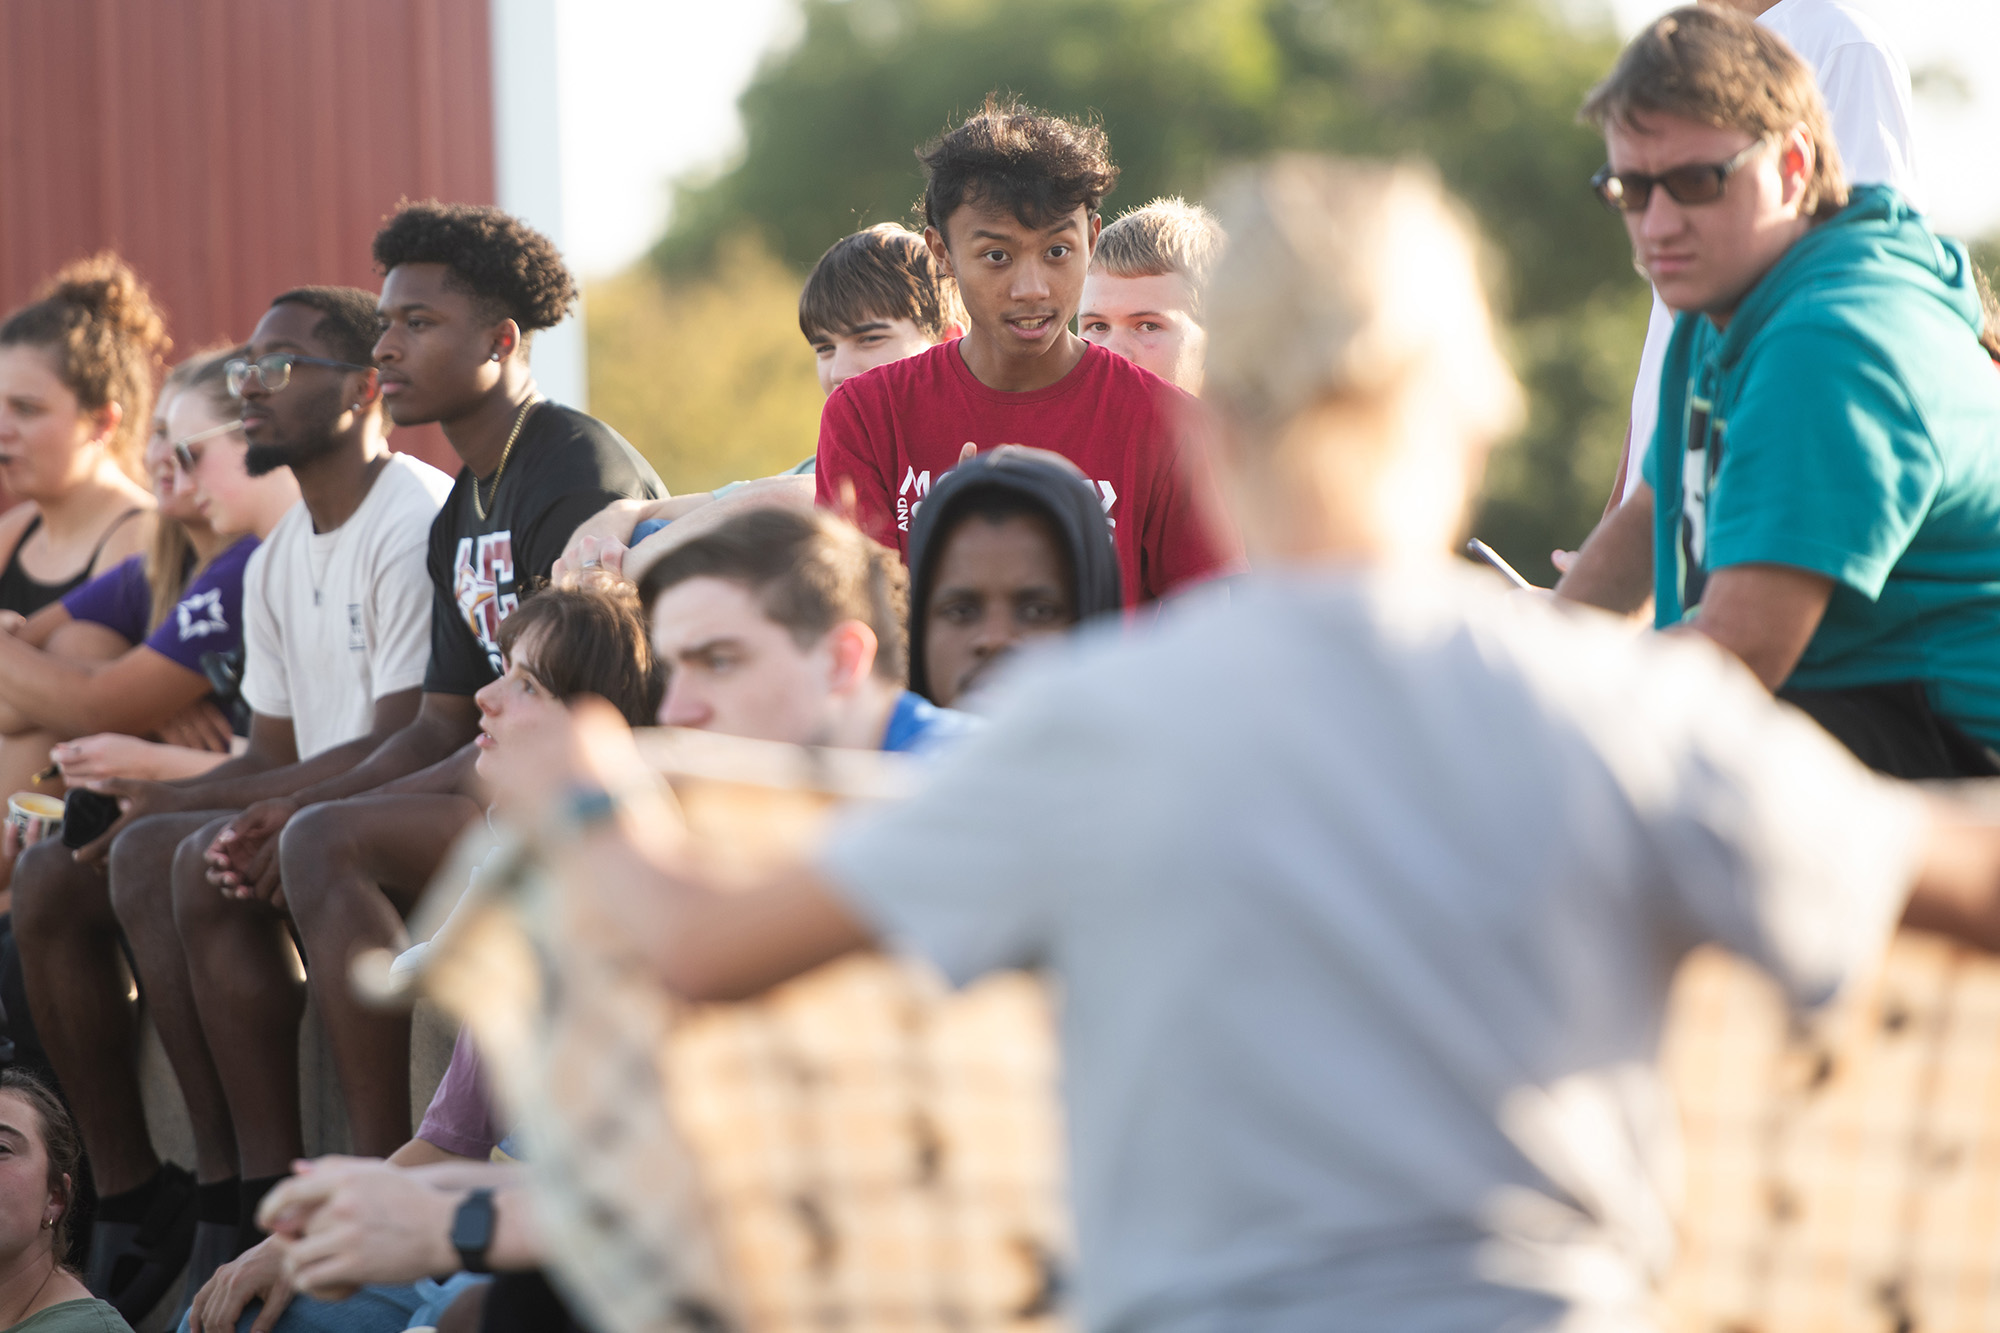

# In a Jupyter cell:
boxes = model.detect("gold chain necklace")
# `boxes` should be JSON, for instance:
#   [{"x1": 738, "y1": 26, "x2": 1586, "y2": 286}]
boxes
[{"x1": 474, "y1": 397, "x2": 539, "y2": 521}]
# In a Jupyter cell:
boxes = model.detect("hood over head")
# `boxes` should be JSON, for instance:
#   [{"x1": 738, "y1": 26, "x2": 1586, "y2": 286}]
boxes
[{"x1": 906, "y1": 446, "x2": 1123, "y2": 703}]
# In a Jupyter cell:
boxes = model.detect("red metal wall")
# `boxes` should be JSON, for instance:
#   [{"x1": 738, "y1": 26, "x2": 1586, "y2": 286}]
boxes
[{"x1": 0, "y1": 0, "x2": 496, "y2": 474}]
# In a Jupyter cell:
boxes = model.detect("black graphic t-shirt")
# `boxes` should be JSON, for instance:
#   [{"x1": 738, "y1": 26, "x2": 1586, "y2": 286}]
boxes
[{"x1": 425, "y1": 402, "x2": 665, "y2": 695}]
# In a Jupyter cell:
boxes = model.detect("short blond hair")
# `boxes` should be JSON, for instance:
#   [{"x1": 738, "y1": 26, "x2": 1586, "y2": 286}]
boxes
[
  {"x1": 1203, "y1": 155, "x2": 1521, "y2": 441},
  {"x1": 1582, "y1": 5, "x2": 1848, "y2": 219},
  {"x1": 1091, "y1": 197, "x2": 1226, "y2": 314}
]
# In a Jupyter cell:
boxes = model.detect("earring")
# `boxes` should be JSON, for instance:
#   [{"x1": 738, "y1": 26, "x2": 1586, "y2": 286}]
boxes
[
  {"x1": 351, "y1": 403, "x2": 363, "y2": 411},
  {"x1": 489, "y1": 351, "x2": 501, "y2": 362}
]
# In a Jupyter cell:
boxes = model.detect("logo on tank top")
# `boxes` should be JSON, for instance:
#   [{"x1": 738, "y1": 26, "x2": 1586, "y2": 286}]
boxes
[
  {"x1": 454, "y1": 532, "x2": 518, "y2": 673},
  {"x1": 175, "y1": 588, "x2": 230, "y2": 640}
]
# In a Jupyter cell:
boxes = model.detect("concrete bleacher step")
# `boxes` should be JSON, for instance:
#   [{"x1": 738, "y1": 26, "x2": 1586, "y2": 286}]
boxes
[{"x1": 130, "y1": 996, "x2": 457, "y2": 1331}]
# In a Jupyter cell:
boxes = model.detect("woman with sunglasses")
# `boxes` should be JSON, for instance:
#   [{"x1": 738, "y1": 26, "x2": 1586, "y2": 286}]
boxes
[
  {"x1": 0, "y1": 349, "x2": 262, "y2": 780},
  {"x1": 0, "y1": 349, "x2": 299, "y2": 896},
  {"x1": 0, "y1": 257, "x2": 164, "y2": 621}
]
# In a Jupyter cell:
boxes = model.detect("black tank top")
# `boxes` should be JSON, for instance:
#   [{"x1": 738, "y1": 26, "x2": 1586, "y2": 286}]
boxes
[{"x1": 0, "y1": 509, "x2": 144, "y2": 617}]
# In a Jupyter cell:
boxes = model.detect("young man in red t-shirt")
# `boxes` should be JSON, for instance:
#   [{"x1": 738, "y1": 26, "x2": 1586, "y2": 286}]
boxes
[{"x1": 815, "y1": 96, "x2": 1240, "y2": 604}]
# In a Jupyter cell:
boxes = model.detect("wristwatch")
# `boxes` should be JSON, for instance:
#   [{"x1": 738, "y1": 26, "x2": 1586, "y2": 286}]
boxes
[{"x1": 450, "y1": 1188, "x2": 497, "y2": 1274}]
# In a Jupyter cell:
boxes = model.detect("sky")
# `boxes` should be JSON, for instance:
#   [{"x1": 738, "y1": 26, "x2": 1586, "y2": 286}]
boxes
[{"x1": 557, "y1": 0, "x2": 2000, "y2": 280}]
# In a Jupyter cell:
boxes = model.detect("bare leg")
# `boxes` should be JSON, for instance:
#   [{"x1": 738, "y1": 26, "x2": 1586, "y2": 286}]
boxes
[
  {"x1": 280, "y1": 794, "x2": 479, "y2": 1158},
  {"x1": 12, "y1": 837, "x2": 157, "y2": 1193},
  {"x1": 170, "y1": 818, "x2": 308, "y2": 1182},
  {"x1": 109, "y1": 812, "x2": 243, "y2": 1184}
]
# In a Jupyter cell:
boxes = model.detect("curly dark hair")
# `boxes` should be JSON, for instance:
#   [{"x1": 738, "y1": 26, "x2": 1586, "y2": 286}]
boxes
[
  {"x1": 268, "y1": 286, "x2": 385, "y2": 367},
  {"x1": 919, "y1": 95, "x2": 1120, "y2": 240},
  {"x1": 372, "y1": 201, "x2": 577, "y2": 333}
]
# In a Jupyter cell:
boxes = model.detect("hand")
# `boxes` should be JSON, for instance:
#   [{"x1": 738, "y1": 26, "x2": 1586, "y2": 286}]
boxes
[
  {"x1": 1550, "y1": 549, "x2": 1578, "y2": 574},
  {"x1": 0, "y1": 611, "x2": 24, "y2": 636},
  {"x1": 70, "y1": 777, "x2": 190, "y2": 865},
  {"x1": 207, "y1": 796, "x2": 300, "y2": 902},
  {"x1": 187, "y1": 1234, "x2": 295, "y2": 1333},
  {"x1": 552, "y1": 498, "x2": 648, "y2": 584},
  {"x1": 53, "y1": 734, "x2": 178, "y2": 786},
  {"x1": 159, "y1": 700, "x2": 237, "y2": 754},
  {"x1": 553, "y1": 534, "x2": 627, "y2": 589},
  {"x1": 1, "y1": 821, "x2": 19, "y2": 873},
  {"x1": 261, "y1": 1158, "x2": 461, "y2": 1299}
]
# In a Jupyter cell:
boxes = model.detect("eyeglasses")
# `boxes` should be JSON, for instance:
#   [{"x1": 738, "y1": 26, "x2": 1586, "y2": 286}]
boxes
[
  {"x1": 225, "y1": 353, "x2": 370, "y2": 399},
  {"x1": 169, "y1": 419, "x2": 243, "y2": 472},
  {"x1": 1590, "y1": 137, "x2": 1772, "y2": 214}
]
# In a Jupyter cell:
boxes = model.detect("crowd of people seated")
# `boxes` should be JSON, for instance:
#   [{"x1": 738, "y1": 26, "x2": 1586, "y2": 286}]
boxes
[{"x1": 0, "y1": 3, "x2": 1994, "y2": 1331}]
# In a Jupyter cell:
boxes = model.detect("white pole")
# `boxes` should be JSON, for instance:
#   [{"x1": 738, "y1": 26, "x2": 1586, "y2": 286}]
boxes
[{"x1": 490, "y1": 0, "x2": 588, "y2": 411}]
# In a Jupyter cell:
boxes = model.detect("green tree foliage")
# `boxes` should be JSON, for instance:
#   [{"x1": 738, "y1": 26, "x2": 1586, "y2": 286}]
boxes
[
  {"x1": 588, "y1": 239, "x2": 827, "y2": 492},
  {"x1": 647, "y1": 0, "x2": 1655, "y2": 574}
]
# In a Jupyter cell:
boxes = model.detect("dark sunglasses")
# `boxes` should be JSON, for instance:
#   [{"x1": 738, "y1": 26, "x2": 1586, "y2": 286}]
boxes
[
  {"x1": 1590, "y1": 136, "x2": 1771, "y2": 214},
  {"x1": 169, "y1": 419, "x2": 243, "y2": 472},
  {"x1": 225, "y1": 353, "x2": 370, "y2": 399}
]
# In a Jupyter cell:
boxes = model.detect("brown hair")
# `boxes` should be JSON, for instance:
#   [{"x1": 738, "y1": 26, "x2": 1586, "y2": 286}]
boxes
[
  {"x1": 0, "y1": 253, "x2": 171, "y2": 472},
  {"x1": 799, "y1": 224, "x2": 966, "y2": 343},
  {"x1": 0, "y1": 1070, "x2": 82, "y2": 1267},
  {"x1": 1581, "y1": 5, "x2": 1848, "y2": 219},
  {"x1": 1092, "y1": 198, "x2": 1227, "y2": 316},
  {"x1": 496, "y1": 581, "x2": 665, "y2": 726},
  {"x1": 144, "y1": 344, "x2": 242, "y2": 632},
  {"x1": 638, "y1": 509, "x2": 909, "y2": 683}
]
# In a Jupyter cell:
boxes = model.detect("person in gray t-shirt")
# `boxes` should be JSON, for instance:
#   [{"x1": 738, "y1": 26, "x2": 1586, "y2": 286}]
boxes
[{"x1": 486, "y1": 156, "x2": 2000, "y2": 1333}]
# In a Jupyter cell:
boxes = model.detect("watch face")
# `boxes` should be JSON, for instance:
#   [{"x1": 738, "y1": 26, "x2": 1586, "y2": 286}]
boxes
[{"x1": 451, "y1": 1188, "x2": 497, "y2": 1269}]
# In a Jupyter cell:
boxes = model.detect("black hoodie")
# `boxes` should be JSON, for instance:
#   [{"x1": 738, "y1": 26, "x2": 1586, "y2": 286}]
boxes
[{"x1": 905, "y1": 447, "x2": 1123, "y2": 704}]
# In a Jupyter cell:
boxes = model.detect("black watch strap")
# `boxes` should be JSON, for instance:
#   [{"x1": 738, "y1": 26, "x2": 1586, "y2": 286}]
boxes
[{"x1": 450, "y1": 1187, "x2": 497, "y2": 1274}]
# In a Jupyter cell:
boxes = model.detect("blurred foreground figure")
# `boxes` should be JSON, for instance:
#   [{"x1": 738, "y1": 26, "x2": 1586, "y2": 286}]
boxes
[{"x1": 490, "y1": 155, "x2": 2000, "y2": 1332}]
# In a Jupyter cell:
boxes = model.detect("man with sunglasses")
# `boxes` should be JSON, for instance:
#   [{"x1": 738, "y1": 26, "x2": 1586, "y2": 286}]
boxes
[
  {"x1": 12, "y1": 286, "x2": 455, "y2": 1316},
  {"x1": 1556, "y1": 6, "x2": 2000, "y2": 778},
  {"x1": 1596, "y1": 0, "x2": 1921, "y2": 516}
]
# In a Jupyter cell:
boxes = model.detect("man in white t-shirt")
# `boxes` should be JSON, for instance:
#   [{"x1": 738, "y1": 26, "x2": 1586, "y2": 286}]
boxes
[
  {"x1": 480, "y1": 157, "x2": 2000, "y2": 1332},
  {"x1": 1606, "y1": 0, "x2": 1919, "y2": 510},
  {"x1": 14, "y1": 287, "x2": 452, "y2": 1312}
]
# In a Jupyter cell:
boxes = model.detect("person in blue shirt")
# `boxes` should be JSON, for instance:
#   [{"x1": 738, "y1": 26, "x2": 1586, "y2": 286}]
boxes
[
  {"x1": 1556, "y1": 5, "x2": 2000, "y2": 777},
  {"x1": 635, "y1": 508, "x2": 968, "y2": 756}
]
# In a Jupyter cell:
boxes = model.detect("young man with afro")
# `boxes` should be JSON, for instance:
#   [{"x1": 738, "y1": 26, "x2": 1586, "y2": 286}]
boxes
[{"x1": 196, "y1": 203, "x2": 664, "y2": 1170}]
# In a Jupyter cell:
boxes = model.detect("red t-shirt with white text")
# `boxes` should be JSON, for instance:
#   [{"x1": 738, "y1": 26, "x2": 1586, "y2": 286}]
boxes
[{"x1": 815, "y1": 340, "x2": 1239, "y2": 604}]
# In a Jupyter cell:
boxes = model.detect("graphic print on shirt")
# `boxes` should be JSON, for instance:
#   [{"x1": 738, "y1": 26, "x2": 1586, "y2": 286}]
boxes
[
  {"x1": 347, "y1": 603, "x2": 366, "y2": 653},
  {"x1": 900, "y1": 461, "x2": 1122, "y2": 532},
  {"x1": 175, "y1": 588, "x2": 231, "y2": 641},
  {"x1": 454, "y1": 531, "x2": 517, "y2": 673},
  {"x1": 1679, "y1": 394, "x2": 1722, "y2": 612}
]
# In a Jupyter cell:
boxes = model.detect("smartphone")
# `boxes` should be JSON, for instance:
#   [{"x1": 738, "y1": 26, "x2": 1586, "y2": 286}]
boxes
[{"x1": 1464, "y1": 539, "x2": 1534, "y2": 591}]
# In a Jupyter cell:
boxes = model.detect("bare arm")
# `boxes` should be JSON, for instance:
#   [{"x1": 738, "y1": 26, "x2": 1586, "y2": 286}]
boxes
[
  {"x1": 0, "y1": 632, "x2": 212, "y2": 740},
  {"x1": 487, "y1": 699, "x2": 875, "y2": 1003},
  {"x1": 152, "y1": 688, "x2": 422, "y2": 810},
  {"x1": 1675, "y1": 563, "x2": 1834, "y2": 693},
  {"x1": 622, "y1": 474, "x2": 817, "y2": 587},
  {"x1": 1554, "y1": 484, "x2": 1656, "y2": 617},
  {"x1": 1904, "y1": 795, "x2": 2000, "y2": 952},
  {"x1": 289, "y1": 692, "x2": 482, "y2": 806},
  {"x1": 260, "y1": 1159, "x2": 543, "y2": 1293}
]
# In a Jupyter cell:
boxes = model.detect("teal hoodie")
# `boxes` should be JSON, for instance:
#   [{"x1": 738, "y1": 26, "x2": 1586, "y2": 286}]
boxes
[{"x1": 1644, "y1": 185, "x2": 2000, "y2": 745}]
